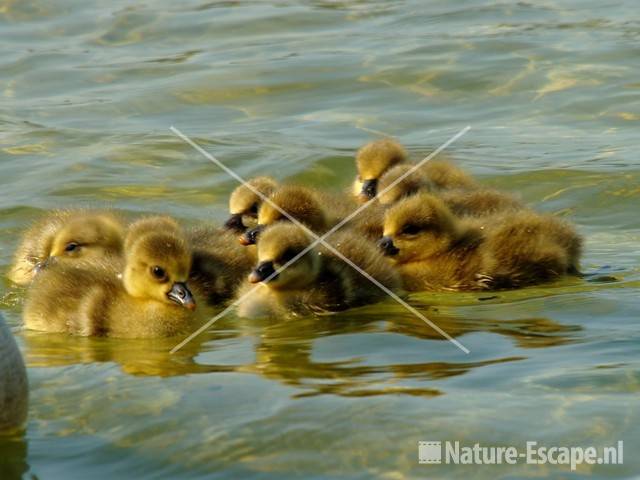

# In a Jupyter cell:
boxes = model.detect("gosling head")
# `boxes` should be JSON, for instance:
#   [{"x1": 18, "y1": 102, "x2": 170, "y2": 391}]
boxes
[
  {"x1": 248, "y1": 224, "x2": 320, "y2": 290},
  {"x1": 48, "y1": 214, "x2": 124, "y2": 263},
  {"x1": 239, "y1": 186, "x2": 326, "y2": 246},
  {"x1": 377, "y1": 164, "x2": 434, "y2": 206},
  {"x1": 355, "y1": 138, "x2": 408, "y2": 201},
  {"x1": 123, "y1": 226, "x2": 196, "y2": 310},
  {"x1": 380, "y1": 193, "x2": 461, "y2": 263},
  {"x1": 225, "y1": 177, "x2": 278, "y2": 232},
  {"x1": 123, "y1": 216, "x2": 181, "y2": 252}
]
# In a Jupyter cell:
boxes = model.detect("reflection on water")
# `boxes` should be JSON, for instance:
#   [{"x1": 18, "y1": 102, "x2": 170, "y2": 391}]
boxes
[
  {"x1": 1, "y1": 0, "x2": 639, "y2": 477},
  {"x1": 20, "y1": 307, "x2": 581, "y2": 398},
  {"x1": 0, "y1": 433, "x2": 28, "y2": 480},
  {"x1": 21, "y1": 331, "x2": 229, "y2": 377}
]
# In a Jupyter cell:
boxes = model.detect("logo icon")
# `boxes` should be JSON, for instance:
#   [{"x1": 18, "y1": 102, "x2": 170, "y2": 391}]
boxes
[{"x1": 419, "y1": 441, "x2": 442, "y2": 464}]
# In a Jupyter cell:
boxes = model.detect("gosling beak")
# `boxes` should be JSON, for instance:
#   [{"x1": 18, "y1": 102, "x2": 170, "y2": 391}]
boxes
[
  {"x1": 249, "y1": 261, "x2": 277, "y2": 283},
  {"x1": 378, "y1": 236, "x2": 399, "y2": 256},
  {"x1": 167, "y1": 282, "x2": 196, "y2": 310},
  {"x1": 239, "y1": 225, "x2": 264, "y2": 246},
  {"x1": 360, "y1": 179, "x2": 378, "y2": 199},
  {"x1": 224, "y1": 213, "x2": 245, "y2": 232}
]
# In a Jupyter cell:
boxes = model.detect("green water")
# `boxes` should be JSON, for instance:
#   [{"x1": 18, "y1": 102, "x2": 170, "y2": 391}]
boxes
[{"x1": 1, "y1": 0, "x2": 639, "y2": 478}]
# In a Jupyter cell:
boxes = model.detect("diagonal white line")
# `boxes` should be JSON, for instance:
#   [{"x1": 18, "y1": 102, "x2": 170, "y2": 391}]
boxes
[
  {"x1": 171, "y1": 126, "x2": 470, "y2": 352},
  {"x1": 170, "y1": 231, "x2": 336, "y2": 354},
  {"x1": 316, "y1": 126, "x2": 471, "y2": 239},
  {"x1": 170, "y1": 125, "x2": 471, "y2": 354},
  {"x1": 315, "y1": 242, "x2": 470, "y2": 353}
]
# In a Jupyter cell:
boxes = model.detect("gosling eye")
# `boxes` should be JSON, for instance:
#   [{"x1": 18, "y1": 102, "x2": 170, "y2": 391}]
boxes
[
  {"x1": 151, "y1": 266, "x2": 168, "y2": 282},
  {"x1": 248, "y1": 202, "x2": 259, "y2": 215},
  {"x1": 64, "y1": 242, "x2": 80, "y2": 253},
  {"x1": 279, "y1": 247, "x2": 300, "y2": 264},
  {"x1": 401, "y1": 224, "x2": 422, "y2": 235}
]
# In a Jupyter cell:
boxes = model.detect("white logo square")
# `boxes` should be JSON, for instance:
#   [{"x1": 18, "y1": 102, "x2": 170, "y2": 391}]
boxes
[{"x1": 419, "y1": 441, "x2": 442, "y2": 464}]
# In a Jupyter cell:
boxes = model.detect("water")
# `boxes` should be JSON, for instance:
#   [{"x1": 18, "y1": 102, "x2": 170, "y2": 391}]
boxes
[{"x1": 1, "y1": 0, "x2": 639, "y2": 478}]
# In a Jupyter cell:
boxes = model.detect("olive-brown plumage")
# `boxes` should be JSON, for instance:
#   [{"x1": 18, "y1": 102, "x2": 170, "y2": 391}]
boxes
[
  {"x1": 376, "y1": 164, "x2": 436, "y2": 206},
  {"x1": 381, "y1": 194, "x2": 485, "y2": 291},
  {"x1": 420, "y1": 159, "x2": 478, "y2": 191},
  {"x1": 8, "y1": 209, "x2": 125, "y2": 285},
  {"x1": 23, "y1": 217, "x2": 197, "y2": 338},
  {"x1": 381, "y1": 193, "x2": 581, "y2": 291},
  {"x1": 440, "y1": 189, "x2": 524, "y2": 218},
  {"x1": 378, "y1": 163, "x2": 522, "y2": 216},
  {"x1": 225, "y1": 176, "x2": 278, "y2": 232},
  {"x1": 353, "y1": 138, "x2": 408, "y2": 200},
  {"x1": 481, "y1": 211, "x2": 582, "y2": 288},
  {"x1": 236, "y1": 223, "x2": 401, "y2": 318},
  {"x1": 354, "y1": 138, "x2": 477, "y2": 201},
  {"x1": 239, "y1": 185, "x2": 355, "y2": 245},
  {"x1": 188, "y1": 225, "x2": 255, "y2": 304}
]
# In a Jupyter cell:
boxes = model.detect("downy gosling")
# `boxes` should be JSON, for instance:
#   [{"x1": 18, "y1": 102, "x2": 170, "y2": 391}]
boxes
[
  {"x1": 236, "y1": 223, "x2": 401, "y2": 318},
  {"x1": 23, "y1": 216, "x2": 197, "y2": 338},
  {"x1": 8, "y1": 209, "x2": 125, "y2": 285},
  {"x1": 239, "y1": 185, "x2": 332, "y2": 246},
  {"x1": 354, "y1": 138, "x2": 408, "y2": 200},
  {"x1": 225, "y1": 176, "x2": 278, "y2": 232},
  {"x1": 188, "y1": 224, "x2": 255, "y2": 304},
  {"x1": 379, "y1": 193, "x2": 581, "y2": 291},
  {"x1": 377, "y1": 164, "x2": 523, "y2": 217},
  {"x1": 354, "y1": 138, "x2": 477, "y2": 201}
]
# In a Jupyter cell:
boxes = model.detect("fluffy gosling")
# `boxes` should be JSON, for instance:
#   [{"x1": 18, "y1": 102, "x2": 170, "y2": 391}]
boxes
[
  {"x1": 225, "y1": 176, "x2": 278, "y2": 232},
  {"x1": 236, "y1": 223, "x2": 400, "y2": 318},
  {"x1": 23, "y1": 217, "x2": 197, "y2": 338},
  {"x1": 239, "y1": 185, "x2": 330, "y2": 246},
  {"x1": 188, "y1": 225, "x2": 255, "y2": 304},
  {"x1": 378, "y1": 164, "x2": 522, "y2": 216},
  {"x1": 380, "y1": 193, "x2": 581, "y2": 291},
  {"x1": 354, "y1": 138, "x2": 408, "y2": 200},
  {"x1": 8, "y1": 210, "x2": 125, "y2": 285}
]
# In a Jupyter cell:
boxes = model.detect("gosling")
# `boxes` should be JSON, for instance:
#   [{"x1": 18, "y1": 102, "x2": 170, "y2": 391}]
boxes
[
  {"x1": 239, "y1": 185, "x2": 331, "y2": 246},
  {"x1": 380, "y1": 193, "x2": 581, "y2": 291},
  {"x1": 188, "y1": 224, "x2": 255, "y2": 304},
  {"x1": 236, "y1": 223, "x2": 401, "y2": 318},
  {"x1": 8, "y1": 209, "x2": 125, "y2": 285},
  {"x1": 225, "y1": 176, "x2": 278, "y2": 232},
  {"x1": 354, "y1": 139, "x2": 477, "y2": 201},
  {"x1": 378, "y1": 164, "x2": 523, "y2": 216},
  {"x1": 354, "y1": 138, "x2": 408, "y2": 200},
  {"x1": 23, "y1": 216, "x2": 197, "y2": 338}
]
